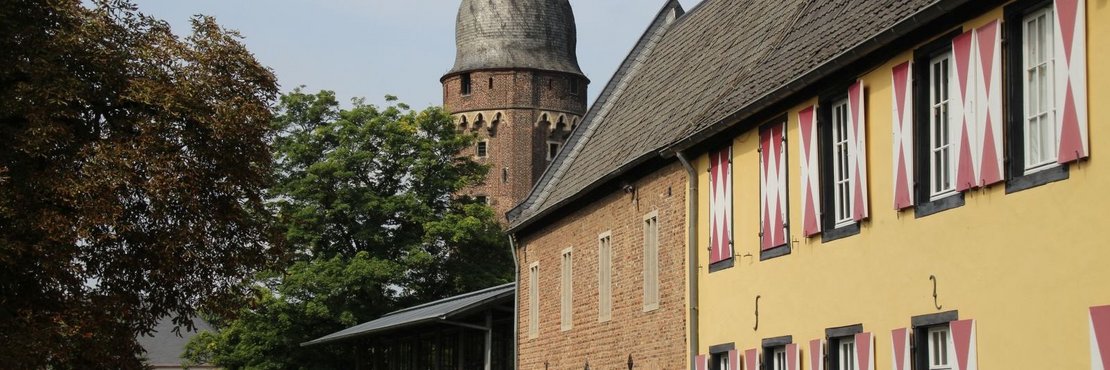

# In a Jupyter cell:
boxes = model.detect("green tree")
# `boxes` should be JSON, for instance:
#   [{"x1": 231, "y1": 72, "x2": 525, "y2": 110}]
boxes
[
  {"x1": 0, "y1": 0, "x2": 281, "y2": 368},
  {"x1": 185, "y1": 90, "x2": 513, "y2": 369}
]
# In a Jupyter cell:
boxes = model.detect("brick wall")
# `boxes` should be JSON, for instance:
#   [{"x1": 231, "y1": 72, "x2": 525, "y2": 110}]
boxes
[
  {"x1": 516, "y1": 162, "x2": 688, "y2": 370},
  {"x1": 443, "y1": 70, "x2": 588, "y2": 220}
]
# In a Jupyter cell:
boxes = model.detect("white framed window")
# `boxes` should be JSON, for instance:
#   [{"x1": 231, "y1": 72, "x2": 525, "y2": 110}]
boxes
[
  {"x1": 527, "y1": 262, "x2": 539, "y2": 339},
  {"x1": 928, "y1": 326, "x2": 952, "y2": 370},
  {"x1": 476, "y1": 140, "x2": 488, "y2": 158},
  {"x1": 547, "y1": 140, "x2": 561, "y2": 161},
  {"x1": 839, "y1": 337, "x2": 857, "y2": 370},
  {"x1": 597, "y1": 232, "x2": 612, "y2": 322},
  {"x1": 772, "y1": 347, "x2": 787, "y2": 370},
  {"x1": 560, "y1": 248, "x2": 573, "y2": 331},
  {"x1": 929, "y1": 52, "x2": 956, "y2": 199},
  {"x1": 831, "y1": 99, "x2": 853, "y2": 227},
  {"x1": 1023, "y1": 6, "x2": 1057, "y2": 172},
  {"x1": 642, "y1": 211, "x2": 659, "y2": 311}
]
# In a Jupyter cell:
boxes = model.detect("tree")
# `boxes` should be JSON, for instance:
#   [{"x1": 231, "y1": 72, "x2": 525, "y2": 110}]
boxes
[
  {"x1": 0, "y1": 0, "x2": 281, "y2": 367},
  {"x1": 184, "y1": 90, "x2": 513, "y2": 369}
]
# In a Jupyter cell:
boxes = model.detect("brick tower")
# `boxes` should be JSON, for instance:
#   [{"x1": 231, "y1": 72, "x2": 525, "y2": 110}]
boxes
[{"x1": 442, "y1": 0, "x2": 588, "y2": 222}]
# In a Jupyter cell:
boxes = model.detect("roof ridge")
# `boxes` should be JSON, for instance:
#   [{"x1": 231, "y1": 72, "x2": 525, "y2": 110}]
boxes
[{"x1": 380, "y1": 282, "x2": 514, "y2": 318}]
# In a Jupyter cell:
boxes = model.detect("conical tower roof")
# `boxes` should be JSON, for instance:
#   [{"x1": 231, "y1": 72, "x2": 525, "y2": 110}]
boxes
[{"x1": 446, "y1": 0, "x2": 585, "y2": 78}]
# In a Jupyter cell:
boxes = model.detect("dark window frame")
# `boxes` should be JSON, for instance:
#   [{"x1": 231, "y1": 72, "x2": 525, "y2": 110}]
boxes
[
  {"x1": 825, "y1": 324, "x2": 863, "y2": 370},
  {"x1": 460, "y1": 73, "x2": 472, "y2": 96},
  {"x1": 759, "y1": 117, "x2": 791, "y2": 260},
  {"x1": 569, "y1": 77, "x2": 580, "y2": 97},
  {"x1": 912, "y1": 29, "x2": 966, "y2": 219},
  {"x1": 476, "y1": 140, "x2": 488, "y2": 158},
  {"x1": 818, "y1": 86, "x2": 860, "y2": 243},
  {"x1": 1004, "y1": 0, "x2": 1070, "y2": 194},
  {"x1": 709, "y1": 342, "x2": 736, "y2": 370},
  {"x1": 761, "y1": 335, "x2": 793, "y2": 370},
  {"x1": 912, "y1": 310, "x2": 959, "y2": 370}
]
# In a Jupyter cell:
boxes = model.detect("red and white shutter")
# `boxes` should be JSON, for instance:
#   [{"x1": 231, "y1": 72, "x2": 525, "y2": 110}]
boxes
[
  {"x1": 695, "y1": 354, "x2": 708, "y2": 370},
  {"x1": 709, "y1": 147, "x2": 733, "y2": 264},
  {"x1": 798, "y1": 106, "x2": 822, "y2": 236},
  {"x1": 745, "y1": 348, "x2": 758, "y2": 370},
  {"x1": 760, "y1": 122, "x2": 788, "y2": 250},
  {"x1": 855, "y1": 332, "x2": 875, "y2": 370},
  {"x1": 891, "y1": 62, "x2": 915, "y2": 209},
  {"x1": 951, "y1": 319, "x2": 978, "y2": 370},
  {"x1": 974, "y1": 20, "x2": 1004, "y2": 187},
  {"x1": 786, "y1": 343, "x2": 800, "y2": 370},
  {"x1": 1055, "y1": 0, "x2": 1088, "y2": 163},
  {"x1": 1090, "y1": 305, "x2": 1110, "y2": 370},
  {"x1": 891, "y1": 328, "x2": 910, "y2": 370},
  {"x1": 847, "y1": 81, "x2": 869, "y2": 221},
  {"x1": 809, "y1": 339, "x2": 825, "y2": 370},
  {"x1": 729, "y1": 349, "x2": 741, "y2": 370},
  {"x1": 952, "y1": 30, "x2": 979, "y2": 192}
]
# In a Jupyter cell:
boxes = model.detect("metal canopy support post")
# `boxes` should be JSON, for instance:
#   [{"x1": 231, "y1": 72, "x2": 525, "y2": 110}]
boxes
[{"x1": 484, "y1": 310, "x2": 493, "y2": 370}]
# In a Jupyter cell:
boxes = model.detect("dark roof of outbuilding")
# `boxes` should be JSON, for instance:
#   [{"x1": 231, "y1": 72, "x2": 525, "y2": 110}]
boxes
[
  {"x1": 507, "y1": 0, "x2": 958, "y2": 232},
  {"x1": 446, "y1": 0, "x2": 584, "y2": 78},
  {"x1": 301, "y1": 283, "x2": 515, "y2": 347},
  {"x1": 138, "y1": 317, "x2": 214, "y2": 366}
]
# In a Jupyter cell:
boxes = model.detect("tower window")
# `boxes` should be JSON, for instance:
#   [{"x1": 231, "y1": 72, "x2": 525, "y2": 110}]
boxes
[
  {"x1": 502, "y1": 167, "x2": 509, "y2": 184},
  {"x1": 547, "y1": 141, "x2": 561, "y2": 161},
  {"x1": 569, "y1": 78, "x2": 579, "y2": 96},
  {"x1": 475, "y1": 195, "x2": 489, "y2": 205},
  {"x1": 488, "y1": 77, "x2": 494, "y2": 90},
  {"x1": 476, "y1": 140, "x2": 488, "y2": 158},
  {"x1": 461, "y1": 73, "x2": 472, "y2": 95}
]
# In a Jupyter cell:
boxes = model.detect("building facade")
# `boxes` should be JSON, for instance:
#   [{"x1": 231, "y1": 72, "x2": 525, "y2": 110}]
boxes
[{"x1": 442, "y1": 0, "x2": 589, "y2": 219}]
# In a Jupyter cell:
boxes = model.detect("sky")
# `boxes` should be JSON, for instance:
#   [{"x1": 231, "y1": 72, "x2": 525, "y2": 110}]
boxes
[{"x1": 134, "y1": 0, "x2": 705, "y2": 109}]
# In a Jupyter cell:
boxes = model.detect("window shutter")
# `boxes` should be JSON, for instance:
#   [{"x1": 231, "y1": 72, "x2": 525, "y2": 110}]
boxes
[
  {"x1": 808, "y1": 339, "x2": 824, "y2": 370},
  {"x1": 729, "y1": 349, "x2": 740, "y2": 370},
  {"x1": 847, "y1": 81, "x2": 870, "y2": 221},
  {"x1": 1055, "y1": 0, "x2": 1089, "y2": 163},
  {"x1": 786, "y1": 343, "x2": 799, "y2": 370},
  {"x1": 891, "y1": 62, "x2": 915, "y2": 209},
  {"x1": 798, "y1": 106, "x2": 822, "y2": 235},
  {"x1": 760, "y1": 122, "x2": 788, "y2": 250},
  {"x1": 709, "y1": 146, "x2": 733, "y2": 263},
  {"x1": 951, "y1": 319, "x2": 978, "y2": 370},
  {"x1": 854, "y1": 332, "x2": 874, "y2": 370},
  {"x1": 952, "y1": 30, "x2": 980, "y2": 192},
  {"x1": 974, "y1": 20, "x2": 1004, "y2": 186},
  {"x1": 745, "y1": 348, "x2": 758, "y2": 370},
  {"x1": 695, "y1": 354, "x2": 708, "y2": 370},
  {"x1": 1091, "y1": 305, "x2": 1110, "y2": 370},
  {"x1": 891, "y1": 328, "x2": 910, "y2": 370}
]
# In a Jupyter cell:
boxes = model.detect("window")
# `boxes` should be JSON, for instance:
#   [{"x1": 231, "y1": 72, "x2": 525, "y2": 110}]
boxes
[
  {"x1": 475, "y1": 195, "x2": 488, "y2": 205},
  {"x1": 460, "y1": 73, "x2": 472, "y2": 95},
  {"x1": 547, "y1": 141, "x2": 560, "y2": 161},
  {"x1": 569, "y1": 77, "x2": 580, "y2": 96},
  {"x1": 928, "y1": 52, "x2": 955, "y2": 199},
  {"x1": 1022, "y1": 7, "x2": 1056, "y2": 172},
  {"x1": 771, "y1": 347, "x2": 786, "y2": 370},
  {"x1": 1004, "y1": 0, "x2": 1073, "y2": 192},
  {"x1": 642, "y1": 212, "x2": 659, "y2": 311},
  {"x1": 488, "y1": 77, "x2": 494, "y2": 90},
  {"x1": 560, "y1": 248, "x2": 573, "y2": 331},
  {"x1": 927, "y1": 326, "x2": 951, "y2": 370},
  {"x1": 709, "y1": 344, "x2": 736, "y2": 370},
  {"x1": 830, "y1": 98, "x2": 853, "y2": 228},
  {"x1": 476, "y1": 140, "x2": 488, "y2": 158},
  {"x1": 527, "y1": 262, "x2": 539, "y2": 339},
  {"x1": 501, "y1": 167, "x2": 509, "y2": 184},
  {"x1": 838, "y1": 337, "x2": 856, "y2": 370},
  {"x1": 597, "y1": 232, "x2": 612, "y2": 322}
]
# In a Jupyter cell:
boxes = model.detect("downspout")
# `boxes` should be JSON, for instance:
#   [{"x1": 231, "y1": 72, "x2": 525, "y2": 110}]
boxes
[
  {"x1": 508, "y1": 233, "x2": 520, "y2": 370},
  {"x1": 675, "y1": 151, "x2": 699, "y2": 368}
]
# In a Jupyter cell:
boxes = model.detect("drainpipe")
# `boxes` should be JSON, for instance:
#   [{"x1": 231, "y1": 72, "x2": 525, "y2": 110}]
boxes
[
  {"x1": 675, "y1": 151, "x2": 699, "y2": 369},
  {"x1": 508, "y1": 233, "x2": 520, "y2": 370}
]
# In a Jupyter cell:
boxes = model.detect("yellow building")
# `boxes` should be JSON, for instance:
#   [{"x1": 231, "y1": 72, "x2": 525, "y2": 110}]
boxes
[{"x1": 677, "y1": 0, "x2": 1110, "y2": 369}]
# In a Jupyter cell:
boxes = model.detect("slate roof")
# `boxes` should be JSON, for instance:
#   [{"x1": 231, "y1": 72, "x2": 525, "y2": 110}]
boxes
[
  {"x1": 447, "y1": 0, "x2": 584, "y2": 77},
  {"x1": 508, "y1": 0, "x2": 957, "y2": 232},
  {"x1": 301, "y1": 283, "x2": 515, "y2": 347}
]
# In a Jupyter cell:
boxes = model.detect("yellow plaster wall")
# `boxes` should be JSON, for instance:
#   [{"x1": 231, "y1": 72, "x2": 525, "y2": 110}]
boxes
[{"x1": 695, "y1": 2, "x2": 1110, "y2": 369}]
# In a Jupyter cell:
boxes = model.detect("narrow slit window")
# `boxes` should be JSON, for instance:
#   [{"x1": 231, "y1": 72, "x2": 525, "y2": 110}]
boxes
[
  {"x1": 460, "y1": 73, "x2": 472, "y2": 95},
  {"x1": 929, "y1": 52, "x2": 956, "y2": 199}
]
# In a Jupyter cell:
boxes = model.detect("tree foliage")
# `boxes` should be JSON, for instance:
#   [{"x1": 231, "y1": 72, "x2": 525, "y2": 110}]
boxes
[
  {"x1": 0, "y1": 0, "x2": 281, "y2": 367},
  {"x1": 184, "y1": 90, "x2": 513, "y2": 369}
]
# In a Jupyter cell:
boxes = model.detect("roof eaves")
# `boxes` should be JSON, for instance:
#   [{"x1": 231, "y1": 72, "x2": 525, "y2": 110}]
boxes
[{"x1": 506, "y1": 0, "x2": 686, "y2": 232}]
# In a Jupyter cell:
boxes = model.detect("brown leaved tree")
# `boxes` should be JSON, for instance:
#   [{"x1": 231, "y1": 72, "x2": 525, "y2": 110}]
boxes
[{"x1": 0, "y1": 0, "x2": 282, "y2": 367}]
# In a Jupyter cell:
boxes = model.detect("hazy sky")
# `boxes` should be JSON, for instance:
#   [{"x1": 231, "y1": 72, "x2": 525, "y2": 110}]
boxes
[{"x1": 134, "y1": 0, "x2": 705, "y2": 108}]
